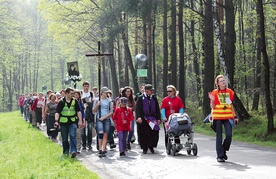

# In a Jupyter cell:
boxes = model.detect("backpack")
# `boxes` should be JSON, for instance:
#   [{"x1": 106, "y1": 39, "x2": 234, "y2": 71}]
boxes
[{"x1": 85, "y1": 102, "x2": 94, "y2": 123}]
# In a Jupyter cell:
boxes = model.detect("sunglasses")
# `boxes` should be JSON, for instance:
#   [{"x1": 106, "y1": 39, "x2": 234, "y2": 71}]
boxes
[{"x1": 167, "y1": 91, "x2": 173, "y2": 93}]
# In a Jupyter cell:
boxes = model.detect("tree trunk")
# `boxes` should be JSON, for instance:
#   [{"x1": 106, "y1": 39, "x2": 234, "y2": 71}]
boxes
[
  {"x1": 107, "y1": 38, "x2": 119, "y2": 95},
  {"x1": 273, "y1": 42, "x2": 276, "y2": 113},
  {"x1": 256, "y1": 0, "x2": 274, "y2": 134},
  {"x1": 116, "y1": 40, "x2": 124, "y2": 88},
  {"x1": 122, "y1": 30, "x2": 139, "y2": 93},
  {"x1": 203, "y1": 0, "x2": 215, "y2": 116},
  {"x1": 178, "y1": 0, "x2": 185, "y2": 104},
  {"x1": 162, "y1": 0, "x2": 168, "y2": 97},
  {"x1": 152, "y1": 14, "x2": 157, "y2": 92},
  {"x1": 101, "y1": 43, "x2": 108, "y2": 87},
  {"x1": 225, "y1": 0, "x2": 235, "y2": 86},
  {"x1": 170, "y1": 0, "x2": 177, "y2": 86},
  {"x1": 252, "y1": 30, "x2": 261, "y2": 111},
  {"x1": 146, "y1": 0, "x2": 153, "y2": 84},
  {"x1": 191, "y1": 0, "x2": 201, "y2": 106}
]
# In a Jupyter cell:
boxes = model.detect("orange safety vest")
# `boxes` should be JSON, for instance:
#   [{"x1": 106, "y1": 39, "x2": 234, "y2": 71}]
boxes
[{"x1": 211, "y1": 88, "x2": 234, "y2": 120}]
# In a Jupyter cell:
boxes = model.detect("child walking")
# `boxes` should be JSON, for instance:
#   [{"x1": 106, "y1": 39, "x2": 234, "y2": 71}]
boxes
[{"x1": 113, "y1": 97, "x2": 134, "y2": 156}]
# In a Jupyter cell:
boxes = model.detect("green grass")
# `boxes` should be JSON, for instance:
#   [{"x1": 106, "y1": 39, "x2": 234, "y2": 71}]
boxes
[
  {"x1": 188, "y1": 108, "x2": 276, "y2": 148},
  {"x1": 0, "y1": 112, "x2": 98, "y2": 179}
]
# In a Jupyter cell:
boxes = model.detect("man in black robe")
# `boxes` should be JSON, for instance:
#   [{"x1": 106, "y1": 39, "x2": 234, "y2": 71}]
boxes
[{"x1": 136, "y1": 84, "x2": 161, "y2": 154}]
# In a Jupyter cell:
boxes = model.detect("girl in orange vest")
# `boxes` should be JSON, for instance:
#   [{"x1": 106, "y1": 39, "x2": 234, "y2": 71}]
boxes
[{"x1": 208, "y1": 75, "x2": 239, "y2": 162}]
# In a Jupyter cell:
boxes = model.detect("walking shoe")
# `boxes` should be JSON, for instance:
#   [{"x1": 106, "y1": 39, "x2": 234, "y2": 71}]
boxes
[
  {"x1": 71, "y1": 152, "x2": 77, "y2": 158},
  {"x1": 110, "y1": 144, "x2": 116, "y2": 149},
  {"x1": 120, "y1": 152, "x2": 126, "y2": 156},
  {"x1": 149, "y1": 147, "x2": 154, "y2": 154},
  {"x1": 217, "y1": 157, "x2": 225, "y2": 162},
  {"x1": 223, "y1": 151, "x2": 228, "y2": 160},
  {"x1": 88, "y1": 146, "x2": 92, "y2": 150},
  {"x1": 143, "y1": 148, "x2": 148, "y2": 154},
  {"x1": 98, "y1": 150, "x2": 102, "y2": 154},
  {"x1": 101, "y1": 151, "x2": 106, "y2": 157},
  {"x1": 82, "y1": 147, "x2": 87, "y2": 150},
  {"x1": 127, "y1": 143, "x2": 131, "y2": 150}
]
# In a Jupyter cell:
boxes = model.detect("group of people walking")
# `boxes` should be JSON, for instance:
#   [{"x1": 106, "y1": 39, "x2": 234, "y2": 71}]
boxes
[{"x1": 18, "y1": 75, "x2": 238, "y2": 162}]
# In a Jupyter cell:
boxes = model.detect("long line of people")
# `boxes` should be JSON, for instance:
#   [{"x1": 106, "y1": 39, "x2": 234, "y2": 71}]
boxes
[{"x1": 18, "y1": 82, "x2": 185, "y2": 158}]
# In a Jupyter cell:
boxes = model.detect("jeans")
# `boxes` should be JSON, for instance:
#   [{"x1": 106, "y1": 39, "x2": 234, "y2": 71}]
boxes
[
  {"x1": 82, "y1": 122, "x2": 93, "y2": 148},
  {"x1": 96, "y1": 118, "x2": 111, "y2": 134},
  {"x1": 60, "y1": 123, "x2": 77, "y2": 154},
  {"x1": 24, "y1": 109, "x2": 29, "y2": 121},
  {"x1": 19, "y1": 106, "x2": 23, "y2": 115},
  {"x1": 127, "y1": 120, "x2": 135, "y2": 143},
  {"x1": 215, "y1": 120, "x2": 232, "y2": 158},
  {"x1": 118, "y1": 131, "x2": 128, "y2": 152}
]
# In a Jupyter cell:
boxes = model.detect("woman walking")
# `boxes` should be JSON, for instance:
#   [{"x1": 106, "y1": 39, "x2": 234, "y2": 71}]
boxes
[
  {"x1": 93, "y1": 87, "x2": 113, "y2": 157},
  {"x1": 160, "y1": 85, "x2": 184, "y2": 148},
  {"x1": 121, "y1": 86, "x2": 136, "y2": 150},
  {"x1": 208, "y1": 75, "x2": 238, "y2": 162}
]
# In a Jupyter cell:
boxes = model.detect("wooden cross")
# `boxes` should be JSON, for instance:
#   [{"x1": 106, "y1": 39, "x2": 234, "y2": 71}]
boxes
[{"x1": 85, "y1": 41, "x2": 113, "y2": 117}]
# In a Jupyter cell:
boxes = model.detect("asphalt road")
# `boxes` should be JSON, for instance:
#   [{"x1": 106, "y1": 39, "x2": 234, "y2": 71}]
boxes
[{"x1": 72, "y1": 127, "x2": 276, "y2": 179}]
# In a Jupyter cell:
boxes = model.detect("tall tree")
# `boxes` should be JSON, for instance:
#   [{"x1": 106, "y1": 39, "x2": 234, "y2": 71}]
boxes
[
  {"x1": 170, "y1": 0, "x2": 177, "y2": 86},
  {"x1": 256, "y1": 0, "x2": 274, "y2": 134},
  {"x1": 178, "y1": 0, "x2": 185, "y2": 104},
  {"x1": 162, "y1": 0, "x2": 169, "y2": 97},
  {"x1": 203, "y1": 0, "x2": 215, "y2": 116}
]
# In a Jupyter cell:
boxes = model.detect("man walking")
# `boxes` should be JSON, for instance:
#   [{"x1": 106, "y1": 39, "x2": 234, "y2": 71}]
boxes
[
  {"x1": 136, "y1": 84, "x2": 161, "y2": 154},
  {"x1": 81, "y1": 81, "x2": 94, "y2": 150},
  {"x1": 55, "y1": 87, "x2": 82, "y2": 158}
]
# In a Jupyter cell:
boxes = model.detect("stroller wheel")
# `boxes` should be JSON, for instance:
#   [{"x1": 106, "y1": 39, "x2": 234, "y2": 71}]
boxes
[
  {"x1": 172, "y1": 145, "x2": 177, "y2": 156},
  {"x1": 187, "y1": 149, "x2": 191, "y2": 155},
  {"x1": 192, "y1": 143, "x2": 198, "y2": 156}
]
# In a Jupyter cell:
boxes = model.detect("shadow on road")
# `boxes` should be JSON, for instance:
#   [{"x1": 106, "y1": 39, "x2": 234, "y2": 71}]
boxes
[{"x1": 216, "y1": 161, "x2": 251, "y2": 171}]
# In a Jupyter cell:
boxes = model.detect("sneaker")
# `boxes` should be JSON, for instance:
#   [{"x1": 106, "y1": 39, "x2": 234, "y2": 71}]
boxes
[
  {"x1": 217, "y1": 157, "x2": 225, "y2": 162},
  {"x1": 82, "y1": 147, "x2": 87, "y2": 150},
  {"x1": 149, "y1": 147, "x2": 154, "y2": 154},
  {"x1": 120, "y1": 152, "x2": 126, "y2": 156},
  {"x1": 110, "y1": 144, "x2": 116, "y2": 149},
  {"x1": 101, "y1": 152, "x2": 106, "y2": 157},
  {"x1": 127, "y1": 143, "x2": 131, "y2": 150},
  {"x1": 98, "y1": 150, "x2": 102, "y2": 154},
  {"x1": 71, "y1": 152, "x2": 77, "y2": 158},
  {"x1": 88, "y1": 146, "x2": 92, "y2": 150}
]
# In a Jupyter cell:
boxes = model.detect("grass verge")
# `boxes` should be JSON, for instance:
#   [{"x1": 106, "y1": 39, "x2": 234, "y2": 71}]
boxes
[{"x1": 0, "y1": 112, "x2": 98, "y2": 179}]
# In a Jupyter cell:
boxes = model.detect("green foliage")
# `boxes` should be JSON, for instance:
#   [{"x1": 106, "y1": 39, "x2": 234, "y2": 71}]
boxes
[{"x1": 0, "y1": 111, "x2": 98, "y2": 178}]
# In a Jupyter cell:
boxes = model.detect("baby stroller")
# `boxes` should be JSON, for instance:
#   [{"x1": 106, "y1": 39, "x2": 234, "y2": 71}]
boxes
[{"x1": 165, "y1": 113, "x2": 198, "y2": 156}]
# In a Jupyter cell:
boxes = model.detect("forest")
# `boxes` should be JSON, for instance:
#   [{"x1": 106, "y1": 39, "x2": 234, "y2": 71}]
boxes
[{"x1": 0, "y1": 0, "x2": 275, "y2": 134}]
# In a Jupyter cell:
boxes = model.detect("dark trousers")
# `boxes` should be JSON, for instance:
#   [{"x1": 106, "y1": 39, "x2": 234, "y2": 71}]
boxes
[
  {"x1": 81, "y1": 121, "x2": 93, "y2": 148},
  {"x1": 215, "y1": 120, "x2": 232, "y2": 158},
  {"x1": 35, "y1": 108, "x2": 42, "y2": 124},
  {"x1": 46, "y1": 115, "x2": 58, "y2": 139},
  {"x1": 108, "y1": 125, "x2": 115, "y2": 145}
]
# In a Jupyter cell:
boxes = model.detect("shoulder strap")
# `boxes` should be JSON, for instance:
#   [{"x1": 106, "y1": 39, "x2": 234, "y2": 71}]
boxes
[{"x1": 108, "y1": 99, "x2": 112, "y2": 112}]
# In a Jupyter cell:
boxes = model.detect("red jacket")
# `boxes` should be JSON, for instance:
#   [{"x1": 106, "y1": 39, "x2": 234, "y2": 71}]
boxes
[{"x1": 113, "y1": 107, "x2": 134, "y2": 132}]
